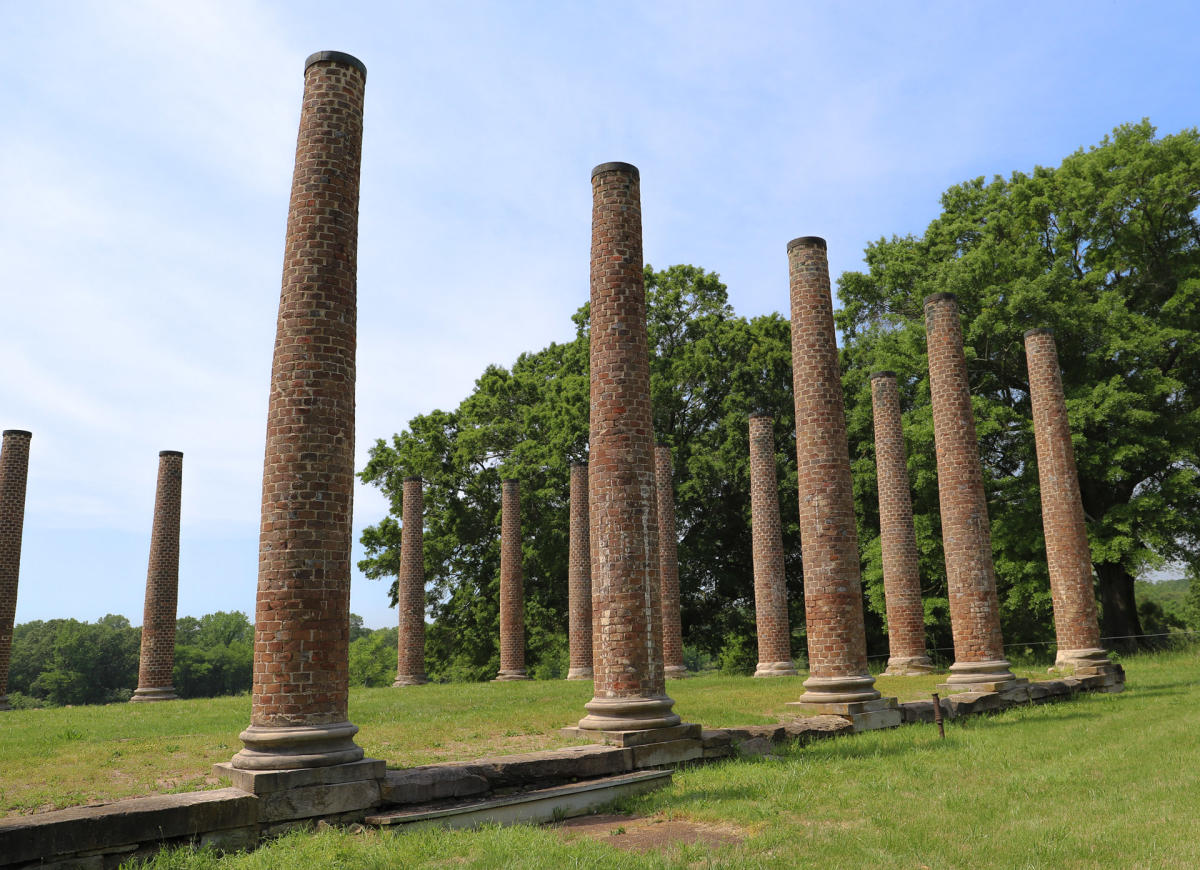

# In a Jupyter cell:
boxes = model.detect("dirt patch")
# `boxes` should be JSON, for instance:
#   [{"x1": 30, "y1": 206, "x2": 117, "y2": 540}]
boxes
[{"x1": 553, "y1": 813, "x2": 745, "y2": 853}]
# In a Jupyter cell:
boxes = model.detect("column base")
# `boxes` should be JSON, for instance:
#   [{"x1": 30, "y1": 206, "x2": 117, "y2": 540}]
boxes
[
  {"x1": 493, "y1": 670, "x2": 531, "y2": 681},
  {"x1": 939, "y1": 658, "x2": 1020, "y2": 693},
  {"x1": 392, "y1": 675, "x2": 428, "y2": 687},
  {"x1": 578, "y1": 694, "x2": 680, "y2": 732},
  {"x1": 793, "y1": 673, "x2": 882, "y2": 705},
  {"x1": 1052, "y1": 648, "x2": 1113, "y2": 673},
  {"x1": 663, "y1": 665, "x2": 689, "y2": 679},
  {"x1": 130, "y1": 686, "x2": 180, "y2": 703},
  {"x1": 231, "y1": 721, "x2": 365, "y2": 770},
  {"x1": 214, "y1": 757, "x2": 385, "y2": 824},
  {"x1": 753, "y1": 660, "x2": 799, "y2": 677},
  {"x1": 882, "y1": 655, "x2": 936, "y2": 676},
  {"x1": 566, "y1": 667, "x2": 594, "y2": 680}
]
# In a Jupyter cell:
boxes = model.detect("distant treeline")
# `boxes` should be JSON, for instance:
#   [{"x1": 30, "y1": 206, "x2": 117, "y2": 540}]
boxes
[{"x1": 7, "y1": 612, "x2": 388, "y2": 709}]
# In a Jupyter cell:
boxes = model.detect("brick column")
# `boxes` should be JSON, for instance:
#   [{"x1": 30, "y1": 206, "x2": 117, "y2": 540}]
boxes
[
  {"x1": 232, "y1": 51, "x2": 368, "y2": 770},
  {"x1": 786, "y1": 236, "x2": 897, "y2": 727},
  {"x1": 924, "y1": 293, "x2": 1020, "y2": 692},
  {"x1": 132, "y1": 451, "x2": 183, "y2": 702},
  {"x1": 869, "y1": 373, "x2": 934, "y2": 675},
  {"x1": 579, "y1": 162, "x2": 679, "y2": 733},
  {"x1": 0, "y1": 430, "x2": 31, "y2": 712},
  {"x1": 496, "y1": 478, "x2": 529, "y2": 680},
  {"x1": 749, "y1": 414, "x2": 796, "y2": 677},
  {"x1": 1024, "y1": 329, "x2": 1114, "y2": 675},
  {"x1": 566, "y1": 462, "x2": 592, "y2": 680},
  {"x1": 654, "y1": 445, "x2": 687, "y2": 678},
  {"x1": 393, "y1": 476, "x2": 427, "y2": 686}
]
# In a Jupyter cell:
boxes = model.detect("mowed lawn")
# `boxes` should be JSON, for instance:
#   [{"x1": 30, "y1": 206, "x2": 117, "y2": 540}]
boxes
[
  {"x1": 6, "y1": 653, "x2": 1200, "y2": 867},
  {"x1": 0, "y1": 664, "x2": 1051, "y2": 816}
]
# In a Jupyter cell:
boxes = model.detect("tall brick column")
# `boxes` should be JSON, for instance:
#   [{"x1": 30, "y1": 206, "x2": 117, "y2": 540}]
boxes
[
  {"x1": 1024, "y1": 329, "x2": 1114, "y2": 676},
  {"x1": 0, "y1": 430, "x2": 31, "y2": 712},
  {"x1": 924, "y1": 293, "x2": 1019, "y2": 692},
  {"x1": 566, "y1": 462, "x2": 593, "y2": 680},
  {"x1": 869, "y1": 373, "x2": 934, "y2": 675},
  {"x1": 579, "y1": 162, "x2": 679, "y2": 733},
  {"x1": 748, "y1": 414, "x2": 796, "y2": 677},
  {"x1": 132, "y1": 451, "x2": 184, "y2": 702},
  {"x1": 394, "y1": 476, "x2": 427, "y2": 686},
  {"x1": 654, "y1": 445, "x2": 686, "y2": 678},
  {"x1": 496, "y1": 478, "x2": 529, "y2": 680},
  {"x1": 231, "y1": 51, "x2": 368, "y2": 770},
  {"x1": 786, "y1": 237, "x2": 897, "y2": 727}
]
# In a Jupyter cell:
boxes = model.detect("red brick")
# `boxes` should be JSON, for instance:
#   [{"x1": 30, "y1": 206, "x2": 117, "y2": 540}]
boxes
[
  {"x1": 132, "y1": 451, "x2": 183, "y2": 702},
  {"x1": 579, "y1": 163, "x2": 678, "y2": 732},
  {"x1": 869, "y1": 374, "x2": 933, "y2": 674},
  {"x1": 654, "y1": 446, "x2": 686, "y2": 677},
  {"x1": 496, "y1": 478, "x2": 529, "y2": 680},
  {"x1": 566, "y1": 462, "x2": 592, "y2": 680},
  {"x1": 787, "y1": 237, "x2": 881, "y2": 704},
  {"x1": 232, "y1": 52, "x2": 367, "y2": 770},
  {"x1": 0, "y1": 430, "x2": 31, "y2": 711},
  {"x1": 394, "y1": 476, "x2": 427, "y2": 686},
  {"x1": 1024, "y1": 329, "x2": 1107, "y2": 668},
  {"x1": 749, "y1": 414, "x2": 796, "y2": 676},
  {"x1": 924, "y1": 293, "x2": 1014, "y2": 685}
]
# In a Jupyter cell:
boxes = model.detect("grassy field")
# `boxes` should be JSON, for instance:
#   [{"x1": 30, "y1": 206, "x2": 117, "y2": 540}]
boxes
[
  {"x1": 128, "y1": 648, "x2": 1199, "y2": 868},
  {"x1": 0, "y1": 665, "x2": 1053, "y2": 817}
]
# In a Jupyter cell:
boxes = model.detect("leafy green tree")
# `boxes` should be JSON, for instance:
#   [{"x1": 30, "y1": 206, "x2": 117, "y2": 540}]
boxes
[
  {"x1": 29, "y1": 615, "x2": 140, "y2": 705},
  {"x1": 172, "y1": 611, "x2": 254, "y2": 698},
  {"x1": 837, "y1": 121, "x2": 1200, "y2": 651},
  {"x1": 359, "y1": 265, "x2": 806, "y2": 678},
  {"x1": 348, "y1": 627, "x2": 399, "y2": 687}
]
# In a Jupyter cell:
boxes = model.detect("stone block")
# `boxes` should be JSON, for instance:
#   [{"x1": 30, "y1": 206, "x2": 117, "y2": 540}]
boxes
[
  {"x1": 944, "y1": 691, "x2": 1004, "y2": 718},
  {"x1": 256, "y1": 778, "x2": 381, "y2": 824},
  {"x1": 456, "y1": 744, "x2": 633, "y2": 787},
  {"x1": 782, "y1": 715, "x2": 856, "y2": 741},
  {"x1": 573, "y1": 723, "x2": 701, "y2": 747},
  {"x1": 700, "y1": 729, "x2": 732, "y2": 748},
  {"x1": 381, "y1": 766, "x2": 489, "y2": 805},
  {"x1": 631, "y1": 739, "x2": 703, "y2": 768},
  {"x1": 734, "y1": 737, "x2": 774, "y2": 757},
  {"x1": 198, "y1": 825, "x2": 259, "y2": 853},
  {"x1": 0, "y1": 788, "x2": 256, "y2": 867},
  {"x1": 848, "y1": 707, "x2": 903, "y2": 732},
  {"x1": 702, "y1": 745, "x2": 734, "y2": 759},
  {"x1": 1038, "y1": 679, "x2": 1077, "y2": 698},
  {"x1": 213, "y1": 758, "x2": 385, "y2": 796},
  {"x1": 723, "y1": 725, "x2": 786, "y2": 743}
]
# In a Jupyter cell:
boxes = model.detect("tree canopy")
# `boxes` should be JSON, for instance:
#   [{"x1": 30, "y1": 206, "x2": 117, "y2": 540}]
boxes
[
  {"x1": 358, "y1": 265, "x2": 808, "y2": 680},
  {"x1": 838, "y1": 120, "x2": 1200, "y2": 650}
]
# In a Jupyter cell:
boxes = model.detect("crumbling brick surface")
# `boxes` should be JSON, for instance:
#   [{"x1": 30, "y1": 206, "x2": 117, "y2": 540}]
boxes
[
  {"x1": 567, "y1": 462, "x2": 592, "y2": 679},
  {"x1": 655, "y1": 446, "x2": 685, "y2": 675},
  {"x1": 0, "y1": 429, "x2": 31, "y2": 705},
  {"x1": 748, "y1": 414, "x2": 793, "y2": 670},
  {"x1": 497, "y1": 478, "x2": 527, "y2": 678},
  {"x1": 395, "y1": 476, "x2": 427, "y2": 685}
]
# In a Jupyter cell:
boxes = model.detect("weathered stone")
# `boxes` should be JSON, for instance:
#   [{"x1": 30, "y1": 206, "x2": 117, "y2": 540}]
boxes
[
  {"x1": 899, "y1": 699, "x2": 954, "y2": 724},
  {"x1": 734, "y1": 737, "x2": 774, "y2": 758},
  {"x1": 782, "y1": 715, "x2": 856, "y2": 741},
  {"x1": 574, "y1": 723, "x2": 701, "y2": 748},
  {"x1": 848, "y1": 707, "x2": 903, "y2": 732},
  {"x1": 198, "y1": 825, "x2": 259, "y2": 853},
  {"x1": 256, "y1": 779, "x2": 381, "y2": 824},
  {"x1": 0, "y1": 788, "x2": 255, "y2": 867},
  {"x1": 457, "y1": 744, "x2": 634, "y2": 787},
  {"x1": 631, "y1": 738, "x2": 703, "y2": 768},
  {"x1": 381, "y1": 767, "x2": 489, "y2": 805},
  {"x1": 702, "y1": 745, "x2": 735, "y2": 760},
  {"x1": 722, "y1": 725, "x2": 787, "y2": 744},
  {"x1": 700, "y1": 730, "x2": 732, "y2": 749},
  {"x1": 214, "y1": 759, "x2": 385, "y2": 796},
  {"x1": 943, "y1": 691, "x2": 1005, "y2": 718}
]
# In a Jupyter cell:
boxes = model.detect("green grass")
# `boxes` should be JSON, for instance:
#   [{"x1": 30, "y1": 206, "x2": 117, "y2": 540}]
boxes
[
  {"x1": 0, "y1": 665, "x2": 1053, "y2": 816},
  {"x1": 128, "y1": 649, "x2": 1200, "y2": 868}
]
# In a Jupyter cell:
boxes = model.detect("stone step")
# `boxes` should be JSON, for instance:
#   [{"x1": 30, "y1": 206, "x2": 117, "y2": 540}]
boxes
[{"x1": 363, "y1": 770, "x2": 671, "y2": 830}]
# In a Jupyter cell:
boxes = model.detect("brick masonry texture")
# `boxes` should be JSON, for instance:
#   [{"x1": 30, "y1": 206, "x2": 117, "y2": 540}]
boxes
[
  {"x1": 869, "y1": 374, "x2": 934, "y2": 675},
  {"x1": 496, "y1": 478, "x2": 529, "y2": 680},
  {"x1": 1024, "y1": 329, "x2": 1106, "y2": 664},
  {"x1": 0, "y1": 430, "x2": 31, "y2": 710},
  {"x1": 787, "y1": 238, "x2": 880, "y2": 704},
  {"x1": 394, "y1": 476, "x2": 427, "y2": 686},
  {"x1": 924, "y1": 293, "x2": 1014, "y2": 683},
  {"x1": 132, "y1": 451, "x2": 184, "y2": 701},
  {"x1": 567, "y1": 462, "x2": 593, "y2": 680},
  {"x1": 748, "y1": 414, "x2": 795, "y2": 676},
  {"x1": 580, "y1": 162, "x2": 678, "y2": 732},
  {"x1": 233, "y1": 52, "x2": 367, "y2": 770},
  {"x1": 654, "y1": 446, "x2": 686, "y2": 677}
]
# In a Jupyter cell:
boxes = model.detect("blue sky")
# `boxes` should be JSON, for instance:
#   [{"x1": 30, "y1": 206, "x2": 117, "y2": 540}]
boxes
[{"x1": 3, "y1": 1, "x2": 1196, "y2": 630}]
